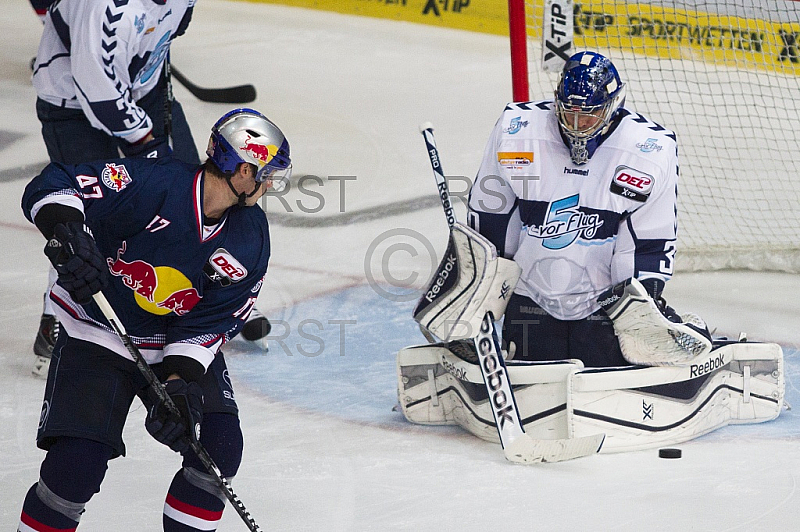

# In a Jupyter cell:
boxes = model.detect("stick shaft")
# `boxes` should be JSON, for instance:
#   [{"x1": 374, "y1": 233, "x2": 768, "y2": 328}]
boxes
[
  {"x1": 92, "y1": 293, "x2": 263, "y2": 531},
  {"x1": 419, "y1": 125, "x2": 456, "y2": 228}
]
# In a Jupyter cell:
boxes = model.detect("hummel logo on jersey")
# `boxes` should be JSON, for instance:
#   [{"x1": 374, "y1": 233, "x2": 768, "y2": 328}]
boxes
[{"x1": 564, "y1": 167, "x2": 589, "y2": 176}]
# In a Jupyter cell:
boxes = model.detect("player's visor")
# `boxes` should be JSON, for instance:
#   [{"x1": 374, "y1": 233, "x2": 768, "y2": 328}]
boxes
[{"x1": 256, "y1": 163, "x2": 292, "y2": 193}]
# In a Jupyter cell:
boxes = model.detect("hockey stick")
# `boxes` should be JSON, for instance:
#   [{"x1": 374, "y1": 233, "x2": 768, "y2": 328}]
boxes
[
  {"x1": 419, "y1": 122, "x2": 605, "y2": 463},
  {"x1": 171, "y1": 65, "x2": 257, "y2": 104},
  {"x1": 92, "y1": 292, "x2": 263, "y2": 531},
  {"x1": 164, "y1": 57, "x2": 174, "y2": 148}
]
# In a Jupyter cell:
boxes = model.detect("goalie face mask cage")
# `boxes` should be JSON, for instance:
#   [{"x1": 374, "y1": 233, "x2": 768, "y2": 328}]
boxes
[{"x1": 555, "y1": 51, "x2": 626, "y2": 163}]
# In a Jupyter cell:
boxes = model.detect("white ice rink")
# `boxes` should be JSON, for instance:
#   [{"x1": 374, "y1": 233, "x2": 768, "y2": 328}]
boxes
[{"x1": 2, "y1": 1, "x2": 800, "y2": 530}]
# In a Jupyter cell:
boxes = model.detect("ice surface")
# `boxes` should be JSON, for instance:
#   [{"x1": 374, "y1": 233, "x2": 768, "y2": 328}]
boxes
[{"x1": 1, "y1": 1, "x2": 799, "y2": 530}]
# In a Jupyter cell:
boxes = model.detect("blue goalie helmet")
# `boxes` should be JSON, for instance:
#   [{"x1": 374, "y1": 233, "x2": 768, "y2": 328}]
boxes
[
  {"x1": 207, "y1": 108, "x2": 292, "y2": 192},
  {"x1": 555, "y1": 51, "x2": 626, "y2": 164}
]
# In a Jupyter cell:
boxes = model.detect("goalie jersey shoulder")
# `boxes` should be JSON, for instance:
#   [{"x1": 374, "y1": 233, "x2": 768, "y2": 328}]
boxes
[
  {"x1": 497, "y1": 100, "x2": 554, "y2": 139},
  {"x1": 610, "y1": 109, "x2": 679, "y2": 161}
]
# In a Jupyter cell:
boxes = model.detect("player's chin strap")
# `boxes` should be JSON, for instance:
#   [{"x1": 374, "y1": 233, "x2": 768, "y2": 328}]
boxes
[{"x1": 224, "y1": 175, "x2": 263, "y2": 207}]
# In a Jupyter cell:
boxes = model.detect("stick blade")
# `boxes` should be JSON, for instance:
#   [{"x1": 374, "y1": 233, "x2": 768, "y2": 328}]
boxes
[
  {"x1": 193, "y1": 84, "x2": 257, "y2": 104},
  {"x1": 504, "y1": 433, "x2": 605, "y2": 464},
  {"x1": 171, "y1": 66, "x2": 257, "y2": 104}
]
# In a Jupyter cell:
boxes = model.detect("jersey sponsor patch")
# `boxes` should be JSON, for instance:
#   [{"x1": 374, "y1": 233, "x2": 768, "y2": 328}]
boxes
[
  {"x1": 209, "y1": 248, "x2": 248, "y2": 283},
  {"x1": 503, "y1": 116, "x2": 529, "y2": 134},
  {"x1": 610, "y1": 165, "x2": 654, "y2": 202},
  {"x1": 636, "y1": 137, "x2": 663, "y2": 153},
  {"x1": 101, "y1": 163, "x2": 132, "y2": 192},
  {"x1": 497, "y1": 151, "x2": 533, "y2": 168}
]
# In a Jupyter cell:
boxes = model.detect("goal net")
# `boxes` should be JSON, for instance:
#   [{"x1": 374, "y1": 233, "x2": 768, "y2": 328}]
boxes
[{"x1": 510, "y1": 0, "x2": 800, "y2": 272}]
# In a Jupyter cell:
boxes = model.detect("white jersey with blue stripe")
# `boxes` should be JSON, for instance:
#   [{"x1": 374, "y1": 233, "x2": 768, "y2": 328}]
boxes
[
  {"x1": 468, "y1": 101, "x2": 679, "y2": 321},
  {"x1": 33, "y1": 0, "x2": 194, "y2": 144}
]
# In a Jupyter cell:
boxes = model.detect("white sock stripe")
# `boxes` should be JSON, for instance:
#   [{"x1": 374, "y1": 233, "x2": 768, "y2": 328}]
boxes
[
  {"x1": 17, "y1": 521, "x2": 37, "y2": 532},
  {"x1": 163, "y1": 501, "x2": 220, "y2": 531}
]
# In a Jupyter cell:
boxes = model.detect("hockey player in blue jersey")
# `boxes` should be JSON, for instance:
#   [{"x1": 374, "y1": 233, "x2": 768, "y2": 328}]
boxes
[
  {"x1": 29, "y1": 0, "x2": 272, "y2": 373},
  {"x1": 468, "y1": 51, "x2": 709, "y2": 367},
  {"x1": 18, "y1": 109, "x2": 291, "y2": 531},
  {"x1": 29, "y1": 0, "x2": 199, "y2": 373}
]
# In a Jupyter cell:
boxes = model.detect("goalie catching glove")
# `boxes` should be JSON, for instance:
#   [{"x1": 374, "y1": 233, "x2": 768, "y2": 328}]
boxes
[
  {"x1": 44, "y1": 222, "x2": 109, "y2": 305},
  {"x1": 598, "y1": 278, "x2": 712, "y2": 366}
]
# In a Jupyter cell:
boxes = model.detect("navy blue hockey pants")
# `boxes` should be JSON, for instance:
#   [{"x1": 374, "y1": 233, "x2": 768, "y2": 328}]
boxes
[
  {"x1": 20, "y1": 330, "x2": 242, "y2": 531},
  {"x1": 502, "y1": 292, "x2": 628, "y2": 367}
]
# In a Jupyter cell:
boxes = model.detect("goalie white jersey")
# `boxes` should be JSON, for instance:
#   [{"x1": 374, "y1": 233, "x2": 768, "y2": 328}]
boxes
[
  {"x1": 468, "y1": 101, "x2": 679, "y2": 321},
  {"x1": 32, "y1": 0, "x2": 194, "y2": 144}
]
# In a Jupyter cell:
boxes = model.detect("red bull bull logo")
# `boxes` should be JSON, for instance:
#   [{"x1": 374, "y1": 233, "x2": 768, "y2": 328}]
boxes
[
  {"x1": 157, "y1": 287, "x2": 202, "y2": 316},
  {"x1": 108, "y1": 241, "x2": 202, "y2": 315},
  {"x1": 108, "y1": 242, "x2": 158, "y2": 302},
  {"x1": 240, "y1": 135, "x2": 278, "y2": 165},
  {"x1": 101, "y1": 163, "x2": 132, "y2": 192}
]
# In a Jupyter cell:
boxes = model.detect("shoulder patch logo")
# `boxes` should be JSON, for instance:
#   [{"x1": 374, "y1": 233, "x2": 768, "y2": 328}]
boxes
[
  {"x1": 636, "y1": 138, "x2": 663, "y2": 153},
  {"x1": 610, "y1": 165, "x2": 654, "y2": 202},
  {"x1": 101, "y1": 163, "x2": 132, "y2": 192},
  {"x1": 134, "y1": 13, "x2": 146, "y2": 34},
  {"x1": 503, "y1": 116, "x2": 529, "y2": 134}
]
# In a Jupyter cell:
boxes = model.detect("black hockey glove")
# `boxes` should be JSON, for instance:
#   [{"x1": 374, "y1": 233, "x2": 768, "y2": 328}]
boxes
[
  {"x1": 145, "y1": 379, "x2": 203, "y2": 454},
  {"x1": 44, "y1": 222, "x2": 109, "y2": 305},
  {"x1": 122, "y1": 135, "x2": 172, "y2": 159}
]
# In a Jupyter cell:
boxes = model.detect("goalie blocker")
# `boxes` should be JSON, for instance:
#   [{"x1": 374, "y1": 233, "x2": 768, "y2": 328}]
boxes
[
  {"x1": 413, "y1": 222, "x2": 520, "y2": 341},
  {"x1": 397, "y1": 338, "x2": 784, "y2": 453}
]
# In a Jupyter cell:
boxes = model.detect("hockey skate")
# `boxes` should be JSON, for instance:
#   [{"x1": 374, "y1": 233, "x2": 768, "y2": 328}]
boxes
[
  {"x1": 241, "y1": 308, "x2": 271, "y2": 342},
  {"x1": 33, "y1": 314, "x2": 58, "y2": 377}
]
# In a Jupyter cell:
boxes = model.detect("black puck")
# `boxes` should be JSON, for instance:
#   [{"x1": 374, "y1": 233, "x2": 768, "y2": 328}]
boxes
[{"x1": 659, "y1": 448, "x2": 682, "y2": 459}]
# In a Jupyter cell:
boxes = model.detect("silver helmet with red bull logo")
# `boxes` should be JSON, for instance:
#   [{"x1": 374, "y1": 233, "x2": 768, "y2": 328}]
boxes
[{"x1": 207, "y1": 108, "x2": 292, "y2": 192}]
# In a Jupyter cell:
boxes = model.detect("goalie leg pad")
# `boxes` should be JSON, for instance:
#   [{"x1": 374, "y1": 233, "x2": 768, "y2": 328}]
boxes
[
  {"x1": 598, "y1": 278, "x2": 712, "y2": 366},
  {"x1": 413, "y1": 222, "x2": 521, "y2": 341},
  {"x1": 397, "y1": 340, "x2": 582, "y2": 441},
  {"x1": 568, "y1": 342, "x2": 784, "y2": 453}
]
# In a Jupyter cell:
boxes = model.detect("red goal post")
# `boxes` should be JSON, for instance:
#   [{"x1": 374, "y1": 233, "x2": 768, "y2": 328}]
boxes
[{"x1": 506, "y1": 0, "x2": 800, "y2": 273}]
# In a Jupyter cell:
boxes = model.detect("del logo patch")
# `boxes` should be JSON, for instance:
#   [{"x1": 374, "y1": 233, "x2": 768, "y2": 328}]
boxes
[
  {"x1": 210, "y1": 248, "x2": 248, "y2": 283},
  {"x1": 497, "y1": 152, "x2": 533, "y2": 168},
  {"x1": 101, "y1": 163, "x2": 132, "y2": 192},
  {"x1": 610, "y1": 165, "x2": 654, "y2": 202}
]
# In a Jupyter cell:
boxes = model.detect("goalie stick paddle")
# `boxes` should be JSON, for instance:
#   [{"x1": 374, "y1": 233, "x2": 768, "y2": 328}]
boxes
[
  {"x1": 418, "y1": 123, "x2": 605, "y2": 463},
  {"x1": 171, "y1": 65, "x2": 257, "y2": 104},
  {"x1": 92, "y1": 293, "x2": 263, "y2": 532},
  {"x1": 474, "y1": 313, "x2": 605, "y2": 463}
]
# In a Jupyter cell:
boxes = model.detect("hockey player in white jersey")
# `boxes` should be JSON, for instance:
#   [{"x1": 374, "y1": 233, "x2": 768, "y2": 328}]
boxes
[{"x1": 468, "y1": 51, "x2": 709, "y2": 367}]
